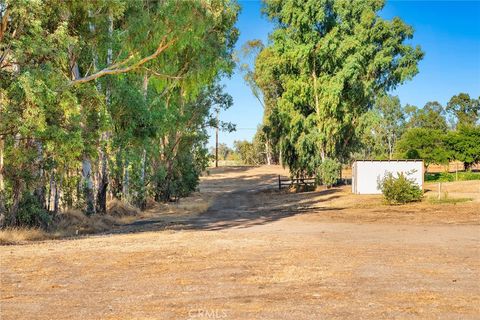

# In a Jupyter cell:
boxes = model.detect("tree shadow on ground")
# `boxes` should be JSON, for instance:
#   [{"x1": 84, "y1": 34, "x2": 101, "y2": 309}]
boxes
[{"x1": 113, "y1": 168, "x2": 345, "y2": 234}]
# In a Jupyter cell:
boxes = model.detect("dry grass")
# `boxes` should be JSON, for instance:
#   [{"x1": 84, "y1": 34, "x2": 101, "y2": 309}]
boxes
[
  {"x1": 0, "y1": 228, "x2": 48, "y2": 245},
  {"x1": 107, "y1": 199, "x2": 140, "y2": 217},
  {"x1": 54, "y1": 210, "x2": 117, "y2": 235},
  {"x1": 1, "y1": 165, "x2": 479, "y2": 319},
  {"x1": 0, "y1": 200, "x2": 143, "y2": 245}
]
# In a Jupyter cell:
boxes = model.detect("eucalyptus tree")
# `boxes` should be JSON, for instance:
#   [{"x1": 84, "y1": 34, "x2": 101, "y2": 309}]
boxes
[
  {"x1": 374, "y1": 95, "x2": 406, "y2": 159},
  {"x1": 405, "y1": 101, "x2": 448, "y2": 131},
  {"x1": 396, "y1": 128, "x2": 449, "y2": 169},
  {"x1": 258, "y1": 0, "x2": 423, "y2": 178},
  {"x1": 0, "y1": 0, "x2": 239, "y2": 226},
  {"x1": 447, "y1": 93, "x2": 479, "y2": 128},
  {"x1": 445, "y1": 125, "x2": 480, "y2": 170},
  {"x1": 252, "y1": 44, "x2": 285, "y2": 165},
  {"x1": 237, "y1": 39, "x2": 281, "y2": 165}
]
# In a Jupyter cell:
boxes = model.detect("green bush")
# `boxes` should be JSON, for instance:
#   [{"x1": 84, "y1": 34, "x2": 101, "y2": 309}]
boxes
[
  {"x1": 425, "y1": 171, "x2": 480, "y2": 182},
  {"x1": 16, "y1": 192, "x2": 51, "y2": 228},
  {"x1": 318, "y1": 158, "x2": 341, "y2": 188},
  {"x1": 378, "y1": 172, "x2": 423, "y2": 204},
  {"x1": 459, "y1": 171, "x2": 480, "y2": 181},
  {"x1": 425, "y1": 172, "x2": 454, "y2": 182}
]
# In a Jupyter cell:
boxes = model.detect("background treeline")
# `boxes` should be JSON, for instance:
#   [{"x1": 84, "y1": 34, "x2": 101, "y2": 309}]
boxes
[
  {"x1": 235, "y1": 0, "x2": 479, "y2": 182},
  {"x1": 358, "y1": 93, "x2": 480, "y2": 170},
  {"x1": 227, "y1": 93, "x2": 480, "y2": 171},
  {"x1": 0, "y1": 0, "x2": 239, "y2": 227}
]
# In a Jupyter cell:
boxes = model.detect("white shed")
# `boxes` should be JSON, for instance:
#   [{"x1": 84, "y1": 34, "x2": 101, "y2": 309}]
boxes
[{"x1": 352, "y1": 160, "x2": 424, "y2": 194}]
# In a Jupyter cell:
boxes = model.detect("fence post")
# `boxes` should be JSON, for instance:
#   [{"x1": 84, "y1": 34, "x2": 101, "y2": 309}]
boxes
[
  {"x1": 438, "y1": 182, "x2": 442, "y2": 200},
  {"x1": 278, "y1": 175, "x2": 281, "y2": 190}
]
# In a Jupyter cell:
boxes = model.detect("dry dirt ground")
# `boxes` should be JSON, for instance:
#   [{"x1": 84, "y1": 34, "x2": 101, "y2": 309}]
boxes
[{"x1": 1, "y1": 166, "x2": 479, "y2": 319}]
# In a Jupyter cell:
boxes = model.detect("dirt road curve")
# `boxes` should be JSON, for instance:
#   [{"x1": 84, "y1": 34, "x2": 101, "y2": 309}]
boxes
[{"x1": 1, "y1": 166, "x2": 479, "y2": 319}]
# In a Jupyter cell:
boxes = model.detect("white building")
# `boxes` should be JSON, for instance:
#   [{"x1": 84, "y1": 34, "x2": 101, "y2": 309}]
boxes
[{"x1": 352, "y1": 160, "x2": 424, "y2": 195}]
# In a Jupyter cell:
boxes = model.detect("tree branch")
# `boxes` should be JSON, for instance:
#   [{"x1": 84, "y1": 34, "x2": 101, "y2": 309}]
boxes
[
  {"x1": 142, "y1": 67, "x2": 185, "y2": 80},
  {"x1": 70, "y1": 36, "x2": 177, "y2": 85}
]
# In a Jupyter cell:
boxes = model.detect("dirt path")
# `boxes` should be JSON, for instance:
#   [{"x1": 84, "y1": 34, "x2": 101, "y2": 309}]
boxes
[{"x1": 1, "y1": 166, "x2": 479, "y2": 319}]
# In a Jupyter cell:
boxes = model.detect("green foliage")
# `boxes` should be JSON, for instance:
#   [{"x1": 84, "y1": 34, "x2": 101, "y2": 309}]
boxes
[
  {"x1": 318, "y1": 158, "x2": 341, "y2": 188},
  {"x1": 234, "y1": 140, "x2": 263, "y2": 165},
  {"x1": 257, "y1": 0, "x2": 423, "y2": 177},
  {"x1": 447, "y1": 93, "x2": 479, "y2": 127},
  {"x1": 16, "y1": 192, "x2": 51, "y2": 228},
  {"x1": 405, "y1": 102, "x2": 448, "y2": 131},
  {"x1": 355, "y1": 95, "x2": 405, "y2": 160},
  {"x1": 444, "y1": 125, "x2": 480, "y2": 170},
  {"x1": 1, "y1": 0, "x2": 240, "y2": 226},
  {"x1": 378, "y1": 172, "x2": 423, "y2": 205},
  {"x1": 216, "y1": 143, "x2": 234, "y2": 161},
  {"x1": 425, "y1": 171, "x2": 480, "y2": 182},
  {"x1": 396, "y1": 128, "x2": 450, "y2": 168},
  {"x1": 425, "y1": 172, "x2": 455, "y2": 182}
]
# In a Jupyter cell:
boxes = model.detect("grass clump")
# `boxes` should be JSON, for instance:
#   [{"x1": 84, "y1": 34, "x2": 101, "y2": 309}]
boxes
[
  {"x1": 378, "y1": 172, "x2": 423, "y2": 205},
  {"x1": 428, "y1": 197, "x2": 473, "y2": 204},
  {"x1": 0, "y1": 228, "x2": 48, "y2": 245}
]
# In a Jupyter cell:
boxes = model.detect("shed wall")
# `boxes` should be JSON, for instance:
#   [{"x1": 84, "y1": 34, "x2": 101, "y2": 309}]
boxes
[{"x1": 352, "y1": 161, "x2": 423, "y2": 194}]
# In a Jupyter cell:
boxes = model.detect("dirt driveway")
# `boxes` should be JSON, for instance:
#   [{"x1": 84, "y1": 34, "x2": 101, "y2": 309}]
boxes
[{"x1": 1, "y1": 166, "x2": 479, "y2": 319}]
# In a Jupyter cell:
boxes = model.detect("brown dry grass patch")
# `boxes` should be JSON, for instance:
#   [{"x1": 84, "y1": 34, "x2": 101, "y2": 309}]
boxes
[
  {"x1": 0, "y1": 228, "x2": 48, "y2": 245},
  {"x1": 0, "y1": 200, "x2": 143, "y2": 245}
]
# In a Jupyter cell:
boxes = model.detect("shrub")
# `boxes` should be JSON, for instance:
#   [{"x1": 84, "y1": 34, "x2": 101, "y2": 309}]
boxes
[
  {"x1": 16, "y1": 192, "x2": 51, "y2": 228},
  {"x1": 318, "y1": 158, "x2": 341, "y2": 188},
  {"x1": 425, "y1": 171, "x2": 480, "y2": 182},
  {"x1": 425, "y1": 172, "x2": 455, "y2": 182},
  {"x1": 378, "y1": 172, "x2": 423, "y2": 204}
]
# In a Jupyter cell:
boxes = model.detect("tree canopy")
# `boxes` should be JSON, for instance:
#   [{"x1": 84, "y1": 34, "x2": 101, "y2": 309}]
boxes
[
  {"x1": 255, "y1": 0, "x2": 423, "y2": 177},
  {"x1": 0, "y1": 0, "x2": 239, "y2": 226}
]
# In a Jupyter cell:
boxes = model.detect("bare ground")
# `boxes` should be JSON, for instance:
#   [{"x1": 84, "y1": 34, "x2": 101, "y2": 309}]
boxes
[{"x1": 1, "y1": 166, "x2": 479, "y2": 319}]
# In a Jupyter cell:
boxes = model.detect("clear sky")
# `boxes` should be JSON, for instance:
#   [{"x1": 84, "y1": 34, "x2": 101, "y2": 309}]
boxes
[{"x1": 209, "y1": 0, "x2": 480, "y2": 148}]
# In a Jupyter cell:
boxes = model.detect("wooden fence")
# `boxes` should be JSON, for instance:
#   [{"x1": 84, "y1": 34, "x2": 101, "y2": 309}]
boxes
[
  {"x1": 278, "y1": 176, "x2": 316, "y2": 190},
  {"x1": 277, "y1": 176, "x2": 352, "y2": 190}
]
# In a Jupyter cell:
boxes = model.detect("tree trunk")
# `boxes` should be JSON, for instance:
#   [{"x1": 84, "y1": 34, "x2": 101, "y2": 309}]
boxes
[
  {"x1": 95, "y1": 13, "x2": 112, "y2": 214},
  {"x1": 139, "y1": 148, "x2": 147, "y2": 210},
  {"x1": 70, "y1": 51, "x2": 96, "y2": 215},
  {"x1": 8, "y1": 134, "x2": 23, "y2": 225},
  {"x1": 265, "y1": 140, "x2": 272, "y2": 165},
  {"x1": 54, "y1": 173, "x2": 62, "y2": 214},
  {"x1": 47, "y1": 170, "x2": 54, "y2": 211},
  {"x1": 112, "y1": 151, "x2": 123, "y2": 199},
  {"x1": 0, "y1": 138, "x2": 5, "y2": 225},
  {"x1": 96, "y1": 147, "x2": 108, "y2": 213},
  {"x1": 82, "y1": 155, "x2": 95, "y2": 215},
  {"x1": 137, "y1": 73, "x2": 149, "y2": 209},
  {"x1": 387, "y1": 135, "x2": 393, "y2": 160},
  {"x1": 122, "y1": 156, "x2": 129, "y2": 202},
  {"x1": 279, "y1": 148, "x2": 283, "y2": 167},
  {"x1": 215, "y1": 109, "x2": 219, "y2": 168},
  {"x1": 33, "y1": 141, "x2": 46, "y2": 209}
]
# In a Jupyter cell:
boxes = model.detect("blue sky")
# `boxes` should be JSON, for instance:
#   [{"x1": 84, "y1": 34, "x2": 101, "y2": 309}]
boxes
[{"x1": 208, "y1": 0, "x2": 480, "y2": 148}]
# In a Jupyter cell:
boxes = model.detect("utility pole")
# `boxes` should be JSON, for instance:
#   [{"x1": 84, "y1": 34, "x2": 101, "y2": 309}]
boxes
[{"x1": 215, "y1": 109, "x2": 219, "y2": 168}]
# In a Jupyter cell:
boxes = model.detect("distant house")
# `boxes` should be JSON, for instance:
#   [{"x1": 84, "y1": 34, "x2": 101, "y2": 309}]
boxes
[{"x1": 352, "y1": 160, "x2": 424, "y2": 195}]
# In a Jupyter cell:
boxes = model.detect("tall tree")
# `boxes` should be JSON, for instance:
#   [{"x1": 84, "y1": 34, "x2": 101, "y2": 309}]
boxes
[
  {"x1": 447, "y1": 93, "x2": 480, "y2": 128},
  {"x1": 259, "y1": 0, "x2": 423, "y2": 177},
  {"x1": 445, "y1": 125, "x2": 480, "y2": 170},
  {"x1": 396, "y1": 128, "x2": 449, "y2": 169},
  {"x1": 374, "y1": 95, "x2": 406, "y2": 159},
  {"x1": 0, "y1": 0, "x2": 240, "y2": 226},
  {"x1": 405, "y1": 101, "x2": 448, "y2": 131}
]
